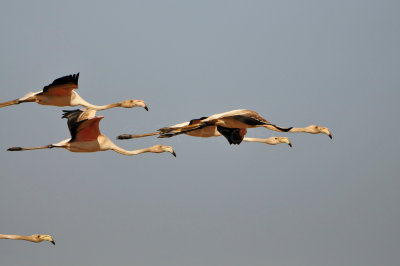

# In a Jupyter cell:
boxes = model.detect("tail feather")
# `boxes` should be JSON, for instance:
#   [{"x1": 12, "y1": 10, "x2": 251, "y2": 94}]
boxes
[{"x1": 0, "y1": 99, "x2": 20, "y2": 108}]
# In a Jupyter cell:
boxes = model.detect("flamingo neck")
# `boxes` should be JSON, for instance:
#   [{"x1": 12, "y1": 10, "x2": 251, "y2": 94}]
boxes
[
  {"x1": 0, "y1": 234, "x2": 30, "y2": 241},
  {"x1": 286, "y1": 127, "x2": 310, "y2": 133},
  {"x1": 72, "y1": 92, "x2": 121, "y2": 110},
  {"x1": 80, "y1": 102, "x2": 121, "y2": 110},
  {"x1": 243, "y1": 137, "x2": 275, "y2": 144},
  {"x1": 102, "y1": 138, "x2": 152, "y2": 156},
  {"x1": 110, "y1": 144, "x2": 154, "y2": 156}
]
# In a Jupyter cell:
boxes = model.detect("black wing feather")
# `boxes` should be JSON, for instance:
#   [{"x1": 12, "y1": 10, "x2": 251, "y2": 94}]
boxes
[
  {"x1": 231, "y1": 115, "x2": 269, "y2": 126},
  {"x1": 62, "y1": 109, "x2": 86, "y2": 139},
  {"x1": 43, "y1": 73, "x2": 79, "y2": 92},
  {"x1": 216, "y1": 126, "x2": 243, "y2": 145},
  {"x1": 189, "y1": 116, "x2": 208, "y2": 125}
]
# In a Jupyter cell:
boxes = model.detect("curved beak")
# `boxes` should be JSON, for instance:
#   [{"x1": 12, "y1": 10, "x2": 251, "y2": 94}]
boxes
[
  {"x1": 51, "y1": 240, "x2": 55, "y2": 245},
  {"x1": 144, "y1": 106, "x2": 149, "y2": 111},
  {"x1": 320, "y1": 127, "x2": 332, "y2": 139},
  {"x1": 280, "y1": 137, "x2": 292, "y2": 147},
  {"x1": 171, "y1": 151, "x2": 176, "y2": 157}
]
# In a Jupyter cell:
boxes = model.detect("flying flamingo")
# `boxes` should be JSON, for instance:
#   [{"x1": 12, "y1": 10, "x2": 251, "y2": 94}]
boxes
[
  {"x1": 118, "y1": 109, "x2": 331, "y2": 144},
  {"x1": 155, "y1": 109, "x2": 331, "y2": 140},
  {"x1": 118, "y1": 120, "x2": 292, "y2": 146},
  {"x1": 0, "y1": 73, "x2": 148, "y2": 111},
  {"x1": 0, "y1": 233, "x2": 55, "y2": 245},
  {"x1": 7, "y1": 109, "x2": 176, "y2": 157}
]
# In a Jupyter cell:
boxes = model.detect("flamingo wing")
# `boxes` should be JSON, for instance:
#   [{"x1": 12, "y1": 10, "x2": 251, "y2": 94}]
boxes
[
  {"x1": 231, "y1": 110, "x2": 292, "y2": 132},
  {"x1": 189, "y1": 116, "x2": 208, "y2": 125},
  {"x1": 40, "y1": 73, "x2": 79, "y2": 96},
  {"x1": 229, "y1": 110, "x2": 271, "y2": 125},
  {"x1": 62, "y1": 109, "x2": 86, "y2": 134},
  {"x1": 62, "y1": 109, "x2": 101, "y2": 142},
  {"x1": 70, "y1": 116, "x2": 103, "y2": 142},
  {"x1": 216, "y1": 126, "x2": 246, "y2": 145}
]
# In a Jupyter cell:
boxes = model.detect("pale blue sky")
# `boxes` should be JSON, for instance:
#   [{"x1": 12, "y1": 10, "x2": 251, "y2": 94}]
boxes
[{"x1": 1, "y1": 1, "x2": 399, "y2": 265}]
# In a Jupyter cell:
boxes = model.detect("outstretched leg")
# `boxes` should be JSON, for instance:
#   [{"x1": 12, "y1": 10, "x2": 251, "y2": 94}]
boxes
[
  {"x1": 7, "y1": 144, "x2": 55, "y2": 151},
  {"x1": 0, "y1": 99, "x2": 20, "y2": 108},
  {"x1": 117, "y1": 132, "x2": 160, "y2": 140}
]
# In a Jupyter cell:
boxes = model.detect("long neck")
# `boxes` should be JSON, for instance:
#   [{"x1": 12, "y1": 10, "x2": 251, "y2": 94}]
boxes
[
  {"x1": 0, "y1": 234, "x2": 31, "y2": 241},
  {"x1": 110, "y1": 144, "x2": 156, "y2": 156},
  {"x1": 264, "y1": 124, "x2": 323, "y2": 135},
  {"x1": 102, "y1": 138, "x2": 155, "y2": 156},
  {"x1": 73, "y1": 93, "x2": 121, "y2": 110},
  {"x1": 81, "y1": 102, "x2": 121, "y2": 110},
  {"x1": 285, "y1": 127, "x2": 310, "y2": 133},
  {"x1": 243, "y1": 137, "x2": 276, "y2": 145}
]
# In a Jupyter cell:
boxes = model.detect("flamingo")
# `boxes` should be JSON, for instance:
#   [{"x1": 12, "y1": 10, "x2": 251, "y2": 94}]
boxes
[
  {"x1": 0, "y1": 233, "x2": 55, "y2": 245},
  {"x1": 157, "y1": 109, "x2": 331, "y2": 140},
  {"x1": 118, "y1": 120, "x2": 292, "y2": 146},
  {"x1": 118, "y1": 109, "x2": 331, "y2": 144},
  {"x1": 7, "y1": 109, "x2": 176, "y2": 157},
  {"x1": 0, "y1": 73, "x2": 148, "y2": 111}
]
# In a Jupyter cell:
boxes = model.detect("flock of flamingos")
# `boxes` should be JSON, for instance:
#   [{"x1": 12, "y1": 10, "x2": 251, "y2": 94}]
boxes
[{"x1": 0, "y1": 73, "x2": 332, "y2": 245}]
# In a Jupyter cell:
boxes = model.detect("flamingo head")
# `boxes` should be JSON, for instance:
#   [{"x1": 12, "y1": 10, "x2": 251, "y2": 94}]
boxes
[
  {"x1": 33, "y1": 234, "x2": 55, "y2": 245},
  {"x1": 120, "y1": 100, "x2": 148, "y2": 111}
]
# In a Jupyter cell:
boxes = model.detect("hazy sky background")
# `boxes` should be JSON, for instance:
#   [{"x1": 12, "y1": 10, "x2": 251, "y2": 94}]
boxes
[{"x1": 0, "y1": 1, "x2": 399, "y2": 265}]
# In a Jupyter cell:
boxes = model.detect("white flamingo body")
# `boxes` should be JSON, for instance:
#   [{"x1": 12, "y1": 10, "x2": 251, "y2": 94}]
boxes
[
  {"x1": 21, "y1": 90, "x2": 91, "y2": 107},
  {"x1": 158, "y1": 109, "x2": 332, "y2": 139},
  {"x1": 8, "y1": 109, "x2": 176, "y2": 157},
  {"x1": 164, "y1": 124, "x2": 291, "y2": 146},
  {"x1": 118, "y1": 108, "x2": 331, "y2": 145},
  {"x1": 0, "y1": 73, "x2": 148, "y2": 110},
  {"x1": 163, "y1": 121, "x2": 219, "y2": 138},
  {"x1": 118, "y1": 120, "x2": 292, "y2": 146},
  {"x1": 56, "y1": 135, "x2": 154, "y2": 154}
]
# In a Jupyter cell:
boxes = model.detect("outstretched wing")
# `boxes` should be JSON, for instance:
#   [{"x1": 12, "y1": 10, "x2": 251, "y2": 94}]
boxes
[
  {"x1": 189, "y1": 116, "x2": 208, "y2": 125},
  {"x1": 71, "y1": 117, "x2": 103, "y2": 142},
  {"x1": 216, "y1": 126, "x2": 246, "y2": 145},
  {"x1": 62, "y1": 109, "x2": 99, "y2": 140},
  {"x1": 62, "y1": 109, "x2": 85, "y2": 136},
  {"x1": 230, "y1": 110, "x2": 292, "y2": 132},
  {"x1": 230, "y1": 110, "x2": 271, "y2": 125},
  {"x1": 40, "y1": 73, "x2": 79, "y2": 96}
]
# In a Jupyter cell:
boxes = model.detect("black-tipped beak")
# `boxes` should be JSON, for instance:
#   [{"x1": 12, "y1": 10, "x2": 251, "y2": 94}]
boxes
[
  {"x1": 172, "y1": 151, "x2": 176, "y2": 157},
  {"x1": 329, "y1": 134, "x2": 333, "y2": 139},
  {"x1": 144, "y1": 106, "x2": 149, "y2": 111},
  {"x1": 288, "y1": 143, "x2": 292, "y2": 147},
  {"x1": 51, "y1": 240, "x2": 55, "y2": 245}
]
